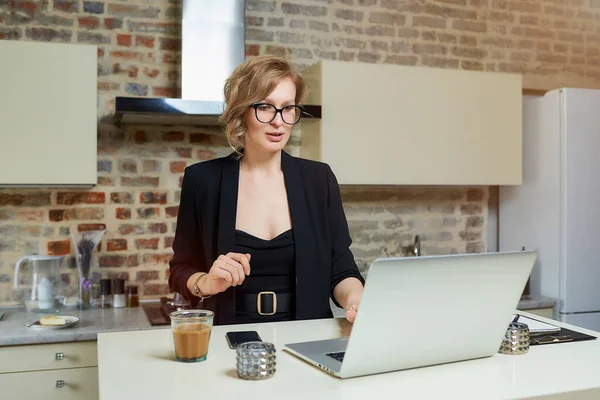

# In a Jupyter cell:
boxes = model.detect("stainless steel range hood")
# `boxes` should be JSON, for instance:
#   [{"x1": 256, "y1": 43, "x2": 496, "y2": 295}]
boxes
[
  {"x1": 114, "y1": 0, "x2": 243, "y2": 125},
  {"x1": 114, "y1": 0, "x2": 320, "y2": 126}
]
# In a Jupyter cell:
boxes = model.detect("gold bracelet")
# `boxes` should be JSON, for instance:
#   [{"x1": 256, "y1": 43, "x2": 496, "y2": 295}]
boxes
[{"x1": 192, "y1": 272, "x2": 211, "y2": 299}]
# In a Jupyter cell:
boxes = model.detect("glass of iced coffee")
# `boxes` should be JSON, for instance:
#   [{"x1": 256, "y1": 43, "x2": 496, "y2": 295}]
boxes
[{"x1": 170, "y1": 310, "x2": 214, "y2": 362}]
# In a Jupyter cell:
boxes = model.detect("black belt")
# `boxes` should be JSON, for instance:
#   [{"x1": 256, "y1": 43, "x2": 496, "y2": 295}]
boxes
[{"x1": 237, "y1": 292, "x2": 292, "y2": 316}]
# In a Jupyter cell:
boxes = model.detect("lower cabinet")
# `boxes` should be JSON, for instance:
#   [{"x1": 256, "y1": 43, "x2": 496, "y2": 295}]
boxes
[
  {"x1": 0, "y1": 367, "x2": 98, "y2": 400},
  {"x1": 526, "y1": 307, "x2": 555, "y2": 320},
  {"x1": 0, "y1": 341, "x2": 99, "y2": 400}
]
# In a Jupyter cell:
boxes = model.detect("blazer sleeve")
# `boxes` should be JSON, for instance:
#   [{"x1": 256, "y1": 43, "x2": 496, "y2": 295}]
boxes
[
  {"x1": 326, "y1": 164, "x2": 365, "y2": 307},
  {"x1": 168, "y1": 167, "x2": 206, "y2": 302}
]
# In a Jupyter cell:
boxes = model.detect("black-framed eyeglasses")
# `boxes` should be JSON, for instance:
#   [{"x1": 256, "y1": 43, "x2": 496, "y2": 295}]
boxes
[{"x1": 250, "y1": 103, "x2": 305, "y2": 125}]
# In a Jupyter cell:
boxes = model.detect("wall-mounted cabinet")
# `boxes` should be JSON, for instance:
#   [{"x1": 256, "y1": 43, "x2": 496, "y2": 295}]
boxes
[
  {"x1": 300, "y1": 60, "x2": 522, "y2": 186},
  {"x1": 0, "y1": 40, "x2": 97, "y2": 187}
]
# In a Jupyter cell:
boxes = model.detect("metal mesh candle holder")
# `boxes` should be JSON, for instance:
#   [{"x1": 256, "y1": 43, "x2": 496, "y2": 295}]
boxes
[
  {"x1": 236, "y1": 341, "x2": 276, "y2": 380},
  {"x1": 499, "y1": 322, "x2": 530, "y2": 355}
]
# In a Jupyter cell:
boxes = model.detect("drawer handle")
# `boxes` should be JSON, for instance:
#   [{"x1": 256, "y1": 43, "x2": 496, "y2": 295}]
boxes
[
  {"x1": 56, "y1": 380, "x2": 65, "y2": 388},
  {"x1": 55, "y1": 352, "x2": 64, "y2": 360}
]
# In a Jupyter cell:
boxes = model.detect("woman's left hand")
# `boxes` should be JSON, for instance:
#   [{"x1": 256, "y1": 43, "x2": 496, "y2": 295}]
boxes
[
  {"x1": 345, "y1": 303, "x2": 359, "y2": 323},
  {"x1": 333, "y1": 277, "x2": 364, "y2": 323}
]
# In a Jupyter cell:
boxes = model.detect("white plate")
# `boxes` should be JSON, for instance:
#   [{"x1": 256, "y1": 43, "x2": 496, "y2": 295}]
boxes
[{"x1": 27, "y1": 315, "x2": 80, "y2": 330}]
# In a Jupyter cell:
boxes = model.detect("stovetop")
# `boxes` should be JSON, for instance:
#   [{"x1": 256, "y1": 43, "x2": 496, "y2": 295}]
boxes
[{"x1": 142, "y1": 297, "x2": 192, "y2": 326}]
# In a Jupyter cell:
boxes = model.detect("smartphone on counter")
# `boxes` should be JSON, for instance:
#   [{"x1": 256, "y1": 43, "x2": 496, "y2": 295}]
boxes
[{"x1": 225, "y1": 331, "x2": 262, "y2": 349}]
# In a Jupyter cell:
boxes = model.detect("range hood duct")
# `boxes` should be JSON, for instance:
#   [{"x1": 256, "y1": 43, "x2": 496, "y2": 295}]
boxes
[
  {"x1": 114, "y1": 0, "x2": 320, "y2": 126},
  {"x1": 115, "y1": 0, "x2": 243, "y2": 125}
]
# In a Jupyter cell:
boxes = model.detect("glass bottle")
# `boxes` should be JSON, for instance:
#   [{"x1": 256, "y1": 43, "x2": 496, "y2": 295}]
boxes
[{"x1": 126, "y1": 285, "x2": 139, "y2": 307}]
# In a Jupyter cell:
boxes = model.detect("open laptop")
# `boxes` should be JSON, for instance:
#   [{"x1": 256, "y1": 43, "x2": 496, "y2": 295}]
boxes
[{"x1": 284, "y1": 250, "x2": 538, "y2": 379}]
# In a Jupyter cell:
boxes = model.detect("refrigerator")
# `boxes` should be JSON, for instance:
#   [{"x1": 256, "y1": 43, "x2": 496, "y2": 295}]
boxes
[{"x1": 499, "y1": 88, "x2": 600, "y2": 331}]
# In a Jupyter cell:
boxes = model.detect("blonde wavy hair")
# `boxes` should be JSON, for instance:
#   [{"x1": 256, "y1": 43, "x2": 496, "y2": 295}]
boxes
[{"x1": 219, "y1": 55, "x2": 306, "y2": 155}]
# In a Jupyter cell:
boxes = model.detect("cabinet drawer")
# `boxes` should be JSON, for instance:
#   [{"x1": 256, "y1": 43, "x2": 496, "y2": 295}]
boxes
[
  {"x1": 0, "y1": 341, "x2": 97, "y2": 374},
  {"x1": 526, "y1": 308, "x2": 555, "y2": 319},
  {"x1": 0, "y1": 367, "x2": 98, "y2": 400}
]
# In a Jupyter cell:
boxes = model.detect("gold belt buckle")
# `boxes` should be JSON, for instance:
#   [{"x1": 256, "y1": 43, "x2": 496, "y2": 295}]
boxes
[{"x1": 257, "y1": 291, "x2": 277, "y2": 316}]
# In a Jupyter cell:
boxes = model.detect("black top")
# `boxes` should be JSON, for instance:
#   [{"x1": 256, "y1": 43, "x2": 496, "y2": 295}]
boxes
[
  {"x1": 168, "y1": 151, "x2": 365, "y2": 326},
  {"x1": 233, "y1": 229, "x2": 295, "y2": 324},
  {"x1": 100, "y1": 279, "x2": 112, "y2": 295},
  {"x1": 113, "y1": 278, "x2": 125, "y2": 295}
]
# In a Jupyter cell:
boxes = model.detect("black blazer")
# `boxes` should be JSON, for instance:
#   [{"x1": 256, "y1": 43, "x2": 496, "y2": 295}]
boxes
[{"x1": 168, "y1": 150, "x2": 364, "y2": 325}]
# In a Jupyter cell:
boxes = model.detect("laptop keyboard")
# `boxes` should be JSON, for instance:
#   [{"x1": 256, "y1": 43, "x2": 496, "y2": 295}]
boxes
[{"x1": 326, "y1": 351, "x2": 345, "y2": 362}]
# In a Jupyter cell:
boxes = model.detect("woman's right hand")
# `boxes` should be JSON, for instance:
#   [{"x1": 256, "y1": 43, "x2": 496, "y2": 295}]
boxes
[{"x1": 199, "y1": 252, "x2": 251, "y2": 296}]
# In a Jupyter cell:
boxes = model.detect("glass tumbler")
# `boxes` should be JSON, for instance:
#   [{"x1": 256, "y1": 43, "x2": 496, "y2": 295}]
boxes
[
  {"x1": 170, "y1": 310, "x2": 214, "y2": 362},
  {"x1": 236, "y1": 341, "x2": 276, "y2": 380}
]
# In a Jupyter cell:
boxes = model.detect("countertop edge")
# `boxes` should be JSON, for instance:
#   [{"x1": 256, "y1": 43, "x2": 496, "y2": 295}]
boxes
[{"x1": 0, "y1": 325, "x2": 167, "y2": 347}]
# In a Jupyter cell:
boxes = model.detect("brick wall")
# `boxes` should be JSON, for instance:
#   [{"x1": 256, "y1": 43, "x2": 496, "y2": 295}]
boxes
[
  {"x1": 1, "y1": 0, "x2": 596, "y2": 303},
  {"x1": 0, "y1": 125, "x2": 239, "y2": 303},
  {"x1": 246, "y1": 0, "x2": 600, "y2": 90}
]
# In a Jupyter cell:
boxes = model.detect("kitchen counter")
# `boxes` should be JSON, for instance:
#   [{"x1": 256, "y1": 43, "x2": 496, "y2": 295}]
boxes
[
  {"x1": 98, "y1": 311, "x2": 600, "y2": 400},
  {"x1": 518, "y1": 295, "x2": 557, "y2": 310},
  {"x1": 0, "y1": 296, "x2": 556, "y2": 347},
  {"x1": 0, "y1": 295, "x2": 557, "y2": 347},
  {"x1": 0, "y1": 303, "x2": 163, "y2": 346}
]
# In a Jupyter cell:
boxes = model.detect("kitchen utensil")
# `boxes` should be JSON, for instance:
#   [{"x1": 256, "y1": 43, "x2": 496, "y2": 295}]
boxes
[
  {"x1": 13, "y1": 255, "x2": 65, "y2": 313},
  {"x1": 113, "y1": 278, "x2": 125, "y2": 308},
  {"x1": 97, "y1": 278, "x2": 112, "y2": 308}
]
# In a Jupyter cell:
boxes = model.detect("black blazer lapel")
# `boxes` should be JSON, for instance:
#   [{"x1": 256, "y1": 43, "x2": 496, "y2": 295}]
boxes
[
  {"x1": 281, "y1": 151, "x2": 315, "y2": 320},
  {"x1": 216, "y1": 153, "x2": 239, "y2": 325}
]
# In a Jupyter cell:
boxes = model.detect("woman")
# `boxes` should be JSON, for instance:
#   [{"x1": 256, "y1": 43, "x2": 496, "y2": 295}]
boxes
[{"x1": 168, "y1": 55, "x2": 364, "y2": 326}]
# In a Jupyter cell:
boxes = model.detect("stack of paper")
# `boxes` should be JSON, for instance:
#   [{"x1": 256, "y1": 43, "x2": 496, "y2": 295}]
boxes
[{"x1": 512, "y1": 314, "x2": 561, "y2": 334}]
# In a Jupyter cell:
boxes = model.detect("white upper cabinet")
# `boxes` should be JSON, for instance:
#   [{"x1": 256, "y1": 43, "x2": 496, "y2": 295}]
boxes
[
  {"x1": 300, "y1": 60, "x2": 522, "y2": 186},
  {"x1": 0, "y1": 40, "x2": 97, "y2": 187}
]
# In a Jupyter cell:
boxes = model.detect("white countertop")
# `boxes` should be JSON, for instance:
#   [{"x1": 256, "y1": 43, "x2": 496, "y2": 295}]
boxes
[{"x1": 98, "y1": 311, "x2": 600, "y2": 400}]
